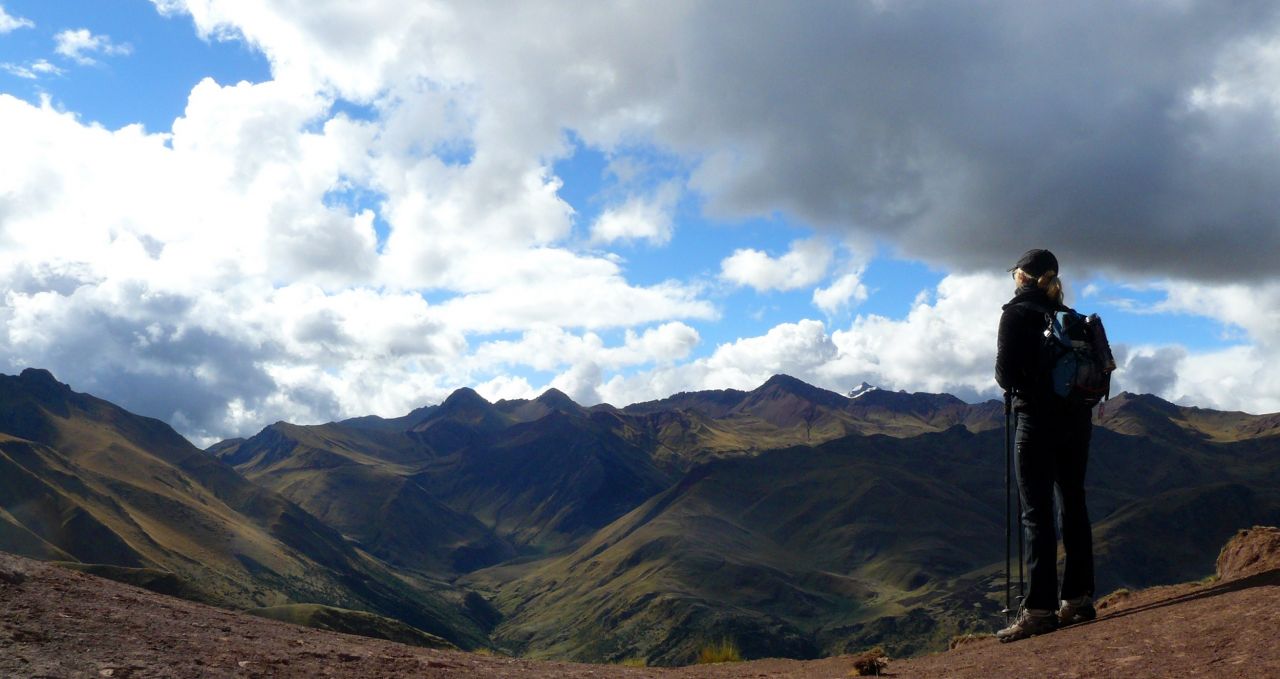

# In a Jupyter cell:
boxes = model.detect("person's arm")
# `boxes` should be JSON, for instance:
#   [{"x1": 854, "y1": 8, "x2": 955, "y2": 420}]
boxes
[{"x1": 995, "y1": 307, "x2": 1021, "y2": 392}]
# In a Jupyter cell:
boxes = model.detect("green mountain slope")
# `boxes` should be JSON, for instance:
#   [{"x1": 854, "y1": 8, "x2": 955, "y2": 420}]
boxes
[
  {"x1": 9, "y1": 367, "x2": 1277, "y2": 666},
  {"x1": 215, "y1": 421, "x2": 514, "y2": 574},
  {"x1": 462, "y1": 412, "x2": 1280, "y2": 665},
  {"x1": 0, "y1": 369, "x2": 488, "y2": 649}
]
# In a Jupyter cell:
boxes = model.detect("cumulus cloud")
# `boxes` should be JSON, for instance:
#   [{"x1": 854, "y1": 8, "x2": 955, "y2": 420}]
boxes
[
  {"x1": 146, "y1": 1, "x2": 1280, "y2": 283},
  {"x1": 813, "y1": 271, "x2": 869, "y2": 315},
  {"x1": 0, "y1": 12, "x2": 719, "y2": 441},
  {"x1": 600, "y1": 274, "x2": 1008, "y2": 405},
  {"x1": 1152, "y1": 280, "x2": 1280, "y2": 348},
  {"x1": 720, "y1": 238, "x2": 833, "y2": 292},
  {"x1": 54, "y1": 29, "x2": 133, "y2": 65},
  {"x1": 5, "y1": 0, "x2": 1279, "y2": 443},
  {"x1": 1114, "y1": 344, "x2": 1280, "y2": 414},
  {"x1": 589, "y1": 182, "x2": 679, "y2": 246},
  {"x1": 599, "y1": 319, "x2": 839, "y2": 406},
  {"x1": 0, "y1": 5, "x2": 33, "y2": 33}
]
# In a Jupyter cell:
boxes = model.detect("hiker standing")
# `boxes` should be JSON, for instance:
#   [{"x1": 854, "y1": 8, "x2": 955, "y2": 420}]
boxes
[{"x1": 994, "y1": 249, "x2": 1097, "y2": 642}]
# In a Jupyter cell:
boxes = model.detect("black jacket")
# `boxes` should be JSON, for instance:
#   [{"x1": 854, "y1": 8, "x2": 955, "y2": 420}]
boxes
[{"x1": 995, "y1": 286, "x2": 1067, "y2": 411}]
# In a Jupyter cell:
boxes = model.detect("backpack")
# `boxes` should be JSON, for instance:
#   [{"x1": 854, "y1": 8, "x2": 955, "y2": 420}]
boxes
[{"x1": 1026, "y1": 305, "x2": 1117, "y2": 407}]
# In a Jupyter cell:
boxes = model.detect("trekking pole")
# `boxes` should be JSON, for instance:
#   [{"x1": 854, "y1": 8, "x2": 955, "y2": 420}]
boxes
[
  {"x1": 1016, "y1": 424, "x2": 1025, "y2": 610},
  {"x1": 1017, "y1": 490, "x2": 1025, "y2": 608},
  {"x1": 1002, "y1": 391, "x2": 1013, "y2": 624}
]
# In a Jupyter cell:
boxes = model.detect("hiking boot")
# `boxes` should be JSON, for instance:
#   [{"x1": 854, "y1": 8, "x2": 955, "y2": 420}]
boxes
[
  {"x1": 1057, "y1": 596, "x2": 1096, "y2": 626},
  {"x1": 996, "y1": 608, "x2": 1058, "y2": 643}
]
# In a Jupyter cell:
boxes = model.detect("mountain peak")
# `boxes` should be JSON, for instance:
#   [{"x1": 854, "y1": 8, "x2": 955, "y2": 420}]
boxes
[
  {"x1": 441, "y1": 387, "x2": 492, "y2": 410},
  {"x1": 535, "y1": 388, "x2": 577, "y2": 407},
  {"x1": 18, "y1": 368, "x2": 70, "y2": 394},
  {"x1": 760, "y1": 373, "x2": 808, "y2": 391},
  {"x1": 750, "y1": 374, "x2": 848, "y2": 405},
  {"x1": 848, "y1": 382, "x2": 879, "y2": 399}
]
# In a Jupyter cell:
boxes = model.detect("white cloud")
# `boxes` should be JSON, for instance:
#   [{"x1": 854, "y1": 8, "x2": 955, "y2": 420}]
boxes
[
  {"x1": 473, "y1": 374, "x2": 536, "y2": 403},
  {"x1": 0, "y1": 5, "x2": 33, "y2": 33},
  {"x1": 1115, "y1": 344, "x2": 1280, "y2": 414},
  {"x1": 1151, "y1": 280, "x2": 1280, "y2": 349},
  {"x1": 0, "y1": 27, "x2": 718, "y2": 441},
  {"x1": 599, "y1": 274, "x2": 1009, "y2": 406},
  {"x1": 598, "y1": 319, "x2": 838, "y2": 406},
  {"x1": 4, "y1": 0, "x2": 1277, "y2": 446},
  {"x1": 720, "y1": 238, "x2": 833, "y2": 292},
  {"x1": 550, "y1": 361, "x2": 604, "y2": 405},
  {"x1": 143, "y1": 0, "x2": 1280, "y2": 284},
  {"x1": 470, "y1": 322, "x2": 699, "y2": 376},
  {"x1": 819, "y1": 274, "x2": 1012, "y2": 400},
  {"x1": 1101, "y1": 279, "x2": 1280, "y2": 413},
  {"x1": 589, "y1": 182, "x2": 680, "y2": 245},
  {"x1": 813, "y1": 271, "x2": 869, "y2": 314},
  {"x1": 54, "y1": 29, "x2": 133, "y2": 65},
  {"x1": 1, "y1": 59, "x2": 62, "y2": 80},
  {"x1": 433, "y1": 267, "x2": 714, "y2": 334}
]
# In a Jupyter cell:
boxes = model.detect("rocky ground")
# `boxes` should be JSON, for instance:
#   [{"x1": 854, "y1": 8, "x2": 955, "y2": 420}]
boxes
[{"x1": 3, "y1": 526, "x2": 1278, "y2": 678}]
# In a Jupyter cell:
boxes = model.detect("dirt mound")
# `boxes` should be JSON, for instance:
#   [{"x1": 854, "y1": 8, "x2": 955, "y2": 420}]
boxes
[{"x1": 1216, "y1": 525, "x2": 1280, "y2": 581}]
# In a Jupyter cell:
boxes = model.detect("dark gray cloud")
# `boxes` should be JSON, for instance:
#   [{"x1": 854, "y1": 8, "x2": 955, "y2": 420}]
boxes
[
  {"x1": 0, "y1": 284, "x2": 289, "y2": 442},
  {"x1": 648, "y1": 0, "x2": 1280, "y2": 282},
  {"x1": 1111, "y1": 344, "x2": 1188, "y2": 396}
]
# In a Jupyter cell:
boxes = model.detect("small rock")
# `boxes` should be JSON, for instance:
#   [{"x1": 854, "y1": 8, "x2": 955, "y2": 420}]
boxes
[
  {"x1": 0, "y1": 566, "x2": 28, "y2": 586},
  {"x1": 99, "y1": 670, "x2": 114, "y2": 677},
  {"x1": 238, "y1": 660, "x2": 251, "y2": 668}
]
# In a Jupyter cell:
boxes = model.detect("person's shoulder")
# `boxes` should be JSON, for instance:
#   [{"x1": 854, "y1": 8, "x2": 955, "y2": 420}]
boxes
[{"x1": 1002, "y1": 298, "x2": 1047, "y2": 314}]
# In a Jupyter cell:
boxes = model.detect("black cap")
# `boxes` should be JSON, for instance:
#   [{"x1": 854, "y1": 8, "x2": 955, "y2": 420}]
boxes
[{"x1": 1009, "y1": 249, "x2": 1058, "y2": 277}]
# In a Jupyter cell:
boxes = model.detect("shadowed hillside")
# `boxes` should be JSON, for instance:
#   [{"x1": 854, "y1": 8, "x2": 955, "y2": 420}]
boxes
[
  {"x1": 0, "y1": 369, "x2": 489, "y2": 648},
  {"x1": 463, "y1": 405, "x2": 1280, "y2": 664}
]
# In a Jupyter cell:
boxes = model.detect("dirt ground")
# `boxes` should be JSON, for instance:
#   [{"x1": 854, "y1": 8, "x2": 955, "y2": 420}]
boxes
[{"x1": 3, "y1": 527, "x2": 1279, "y2": 678}]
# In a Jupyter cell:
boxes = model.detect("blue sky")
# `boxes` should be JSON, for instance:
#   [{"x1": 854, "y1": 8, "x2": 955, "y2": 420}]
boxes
[{"x1": 2, "y1": 1, "x2": 1277, "y2": 443}]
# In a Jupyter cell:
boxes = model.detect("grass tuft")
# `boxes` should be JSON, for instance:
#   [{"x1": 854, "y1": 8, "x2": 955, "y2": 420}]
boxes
[
  {"x1": 848, "y1": 646, "x2": 889, "y2": 676},
  {"x1": 1096, "y1": 587, "x2": 1131, "y2": 610},
  {"x1": 619, "y1": 657, "x2": 647, "y2": 667},
  {"x1": 696, "y1": 638, "x2": 742, "y2": 664},
  {"x1": 948, "y1": 633, "x2": 992, "y2": 650}
]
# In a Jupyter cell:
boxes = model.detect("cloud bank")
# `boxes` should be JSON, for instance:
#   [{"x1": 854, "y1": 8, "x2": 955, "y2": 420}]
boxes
[{"x1": 2, "y1": 1, "x2": 1280, "y2": 443}]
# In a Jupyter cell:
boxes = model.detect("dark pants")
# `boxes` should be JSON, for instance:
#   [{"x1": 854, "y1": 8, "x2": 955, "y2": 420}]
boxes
[{"x1": 1014, "y1": 404, "x2": 1094, "y2": 611}]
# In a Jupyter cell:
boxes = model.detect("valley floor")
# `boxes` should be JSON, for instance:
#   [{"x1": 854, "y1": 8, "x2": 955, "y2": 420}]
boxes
[{"x1": 2, "y1": 549, "x2": 1278, "y2": 678}]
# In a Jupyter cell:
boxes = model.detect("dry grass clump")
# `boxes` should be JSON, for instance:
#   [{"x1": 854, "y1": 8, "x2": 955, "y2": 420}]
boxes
[
  {"x1": 948, "y1": 632, "x2": 993, "y2": 650},
  {"x1": 696, "y1": 639, "x2": 742, "y2": 664},
  {"x1": 1096, "y1": 587, "x2": 1131, "y2": 611},
  {"x1": 848, "y1": 646, "x2": 889, "y2": 676},
  {"x1": 618, "y1": 657, "x2": 647, "y2": 667}
]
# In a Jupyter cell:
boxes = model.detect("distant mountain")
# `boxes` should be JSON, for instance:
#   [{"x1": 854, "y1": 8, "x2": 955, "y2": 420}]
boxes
[
  {"x1": 410, "y1": 408, "x2": 673, "y2": 550},
  {"x1": 1099, "y1": 391, "x2": 1280, "y2": 443},
  {"x1": 466, "y1": 413, "x2": 1280, "y2": 664},
  {"x1": 467, "y1": 428, "x2": 1006, "y2": 664},
  {"x1": 7, "y1": 367, "x2": 1278, "y2": 667},
  {"x1": 494, "y1": 388, "x2": 589, "y2": 422},
  {"x1": 847, "y1": 381, "x2": 879, "y2": 399},
  {"x1": 213, "y1": 421, "x2": 513, "y2": 574},
  {"x1": 0, "y1": 369, "x2": 489, "y2": 648},
  {"x1": 621, "y1": 387, "x2": 749, "y2": 418}
]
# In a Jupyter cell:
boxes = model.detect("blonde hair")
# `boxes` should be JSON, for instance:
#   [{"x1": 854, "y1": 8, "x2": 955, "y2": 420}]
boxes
[{"x1": 1014, "y1": 268, "x2": 1064, "y2": 305}]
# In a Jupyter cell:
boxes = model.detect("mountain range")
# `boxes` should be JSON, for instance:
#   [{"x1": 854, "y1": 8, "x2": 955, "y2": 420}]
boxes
[{"x1": 1, "y1": 368, "x2": 1277, "y2": 665}]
